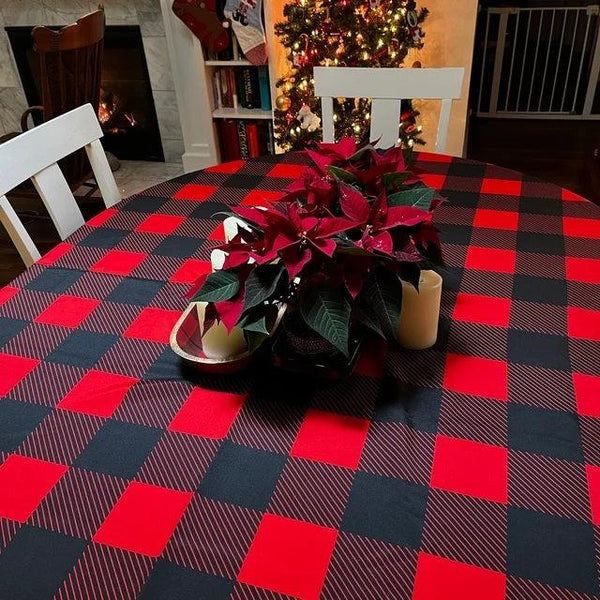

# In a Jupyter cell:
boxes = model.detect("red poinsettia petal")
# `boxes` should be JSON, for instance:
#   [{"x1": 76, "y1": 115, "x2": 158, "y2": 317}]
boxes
[
  {"x1": 185, "y1": 272, "x2": 209, "y2": 299},
  {"x1": 282, "y1": 246, "x2": 313, "y2": 279},
  {"x1": 339, "y1": 183, "x2": 370, "y2": 223},
  {"x1": 383, "y1": 206, "x2": 430, "y2": 229},
  {"x1": 313, "y1": 216, "x2": 356, "y2": 238},
  {"x1": 319, "y1": 136, "x2": 357, "y2": 159},
  {"x1": 231, "y1": 206, "x2": 270, "y2": 229},
  {"x1": 214, "y1": 294, "x2": 245, "y2": 332},
  {"x1": 223, "y1": 250, "x2": 250, "y2": 269},
  {"x1": 371, "y1": 231, "x2": 394, "y2": 254},
  {"x1": 343, "y1": 255, "x2": 371, "y2": 298},
  {"x1": 311, "y1": 237, "x2": 337, "y2": 257},
  {"x1": 307, "y1": 149, "x2": 336, "y2": 174}
]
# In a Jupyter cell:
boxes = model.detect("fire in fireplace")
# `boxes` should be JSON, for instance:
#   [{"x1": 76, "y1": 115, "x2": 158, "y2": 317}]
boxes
[{"x1": 6, "y1": 24, "x2": 164, "y2": 162}]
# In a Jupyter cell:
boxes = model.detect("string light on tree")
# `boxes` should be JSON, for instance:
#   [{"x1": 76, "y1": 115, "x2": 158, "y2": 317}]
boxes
[{"x1": 274, "y1": 0, "x2": 428, "y2": 151}]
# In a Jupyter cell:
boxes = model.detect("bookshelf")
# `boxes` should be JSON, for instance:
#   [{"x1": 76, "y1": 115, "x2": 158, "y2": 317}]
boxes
[{"x1": 160, "y1": 0, "x2": 281, "y2": 171}]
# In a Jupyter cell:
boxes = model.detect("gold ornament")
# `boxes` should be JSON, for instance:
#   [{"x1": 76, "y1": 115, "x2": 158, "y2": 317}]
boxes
[{"x1": 276, "y1": 95, "x2": 292, "y2": 111}]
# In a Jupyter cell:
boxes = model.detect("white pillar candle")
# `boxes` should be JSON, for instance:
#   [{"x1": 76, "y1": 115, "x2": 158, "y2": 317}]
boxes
[
  {"x1": 396, "y1": 270, "x2": 443, "y2": 350},
  {"x1": 196, "y1": 302, "x2": 247, "y2": 359}
]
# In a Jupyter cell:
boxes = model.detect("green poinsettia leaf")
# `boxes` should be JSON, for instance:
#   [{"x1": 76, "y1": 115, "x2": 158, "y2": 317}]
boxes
[
  {"x1": 300, "y1": 285, "x2": 351, "y2": 356},
  {"x1": 193, "y1": 270, "x2": 239, "y2": 303},
  {"x1": 359, "y1": 309, "x2": 386, "y2": 338},
  {"x1": 361, "y1": 268, "x2": 403, "y2": 338},
  {"x1": 244, "y1": 264, "x2": 287, "y2": 312},
  {"x1": 326, "y1": 165, "x2": 359, "y2": 184},
  {"x1": 382, "y1": 172, "x2": 410, "y2": 190},
  {"x1": 238, "y1": 313, "x2": 270, "y2": 334},
  {"x1": 387, "y1": 186, "x2": 436, "y2": 210}
]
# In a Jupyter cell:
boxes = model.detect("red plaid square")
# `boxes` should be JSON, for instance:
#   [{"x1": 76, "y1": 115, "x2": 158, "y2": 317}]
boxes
[
  {"x1": 453, "y1": 293, "x2": 511, "y2": 327},
  {"x1": 37, "y1": 242, "x2": 74, "y2": 266},
  {"x1": 290, "y1": 409, "x2": 370, "y2": 469},
  {"x1": 465, "y1": 246, "x2": 516, "y2": 274},
  {"x1": 206, "y1": 160, "x2": 245, "y2": 173},
  {"x1": 0, "y1": 353, "x2": 39, "y2": 396},
  {"x1": 587, "y1": 465, "x2": 600, "y2": 525},
  {"x1": 34, "y1": 295, "x2": 100, "y2": 328},
  {"x1": 87, "y1": 208, "x2": 118, "y2": 227},
  {"x1": 0, "y1": 454, "x2": 67, "y2": 522},
  {"x1": 563, "y1": 217, "x2": 600, "y2": 239},
  {"x1": 238, "y1": 513, "x2": 337, "y2": 599},
  {"x1": 208, "y1": 222, "x2": 226, "y2": 241},
  {"x1": 93, "y1": 481, "x2": 193, "y2": 557},
  {"x1": 123, "y1": 307, "x2": 182, "y2": 344},
  {"x1": 561, "y1": 188, "x2": 587, "y2": 202},
  {"x1": 0, "y1": 285, "x2": 19, "y2": 306},
  {"x1": 473, "y1": 209, "x2": 519, "y2": 231},
  {"x1": 480, "y1": 178, "x2": 522, "y2": 196},
  {"x1": 57, "y1": 370, "x2": 138, "y2": 417},
  {"x1": 430, "y1": 435, "x2": 508, "y2": 503},
  {"x1": 91, "y1": 250, "x2": 146, "y2": 276},
  {"x1": 173, "y1": 184, "x2": 218, "y2": 201},
  {"x1": 565, "y1": 257, "x2": 600, "y2": 284},
  {"x1": 136, "y1": 214, "x2": 186, "y2": 235},
  {"x1": 168, "y1": 387, "x2": 246, "y2": 439},
  {"x1": 267, "y1": 164, "x2": 307, "y2": 179},
  {"x1": 567, "y1": 307, "x2": 600, "y2": 341},
  {"x1": 443, "y1": 354, "x2": 508, "y2": 401},
  {"x1": 418, "y1": 173, "x2": 446, "y2": 189},
  {"x1": 241, "y1": 190, "x2": 286, "y2": 206},
  {"x1": 412, "y1": 552, "x2": 506, "y2": 600},
  {"x1": 574, "y1": 373, "x2": 600, "y2": 417},
  {"x1": 169, "y1": 259, "x2": 212, "y2": 284},
  {"x1": 417, "y1": 151, "x2": 452, "y2": 163}
]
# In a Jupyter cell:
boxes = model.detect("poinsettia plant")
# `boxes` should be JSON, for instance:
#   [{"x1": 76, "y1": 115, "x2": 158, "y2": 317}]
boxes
[{"x1": 189, "y1": 138, "x2": 445, "y2": 356}]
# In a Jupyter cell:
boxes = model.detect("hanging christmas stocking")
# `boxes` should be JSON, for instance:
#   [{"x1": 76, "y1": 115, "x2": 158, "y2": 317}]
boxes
[
  {"x1": 224, "y1": 0, "x2": 267, "y2": 65},
  {"x1": 172, "y1": 0, "x2": 230, "y2": 53}
]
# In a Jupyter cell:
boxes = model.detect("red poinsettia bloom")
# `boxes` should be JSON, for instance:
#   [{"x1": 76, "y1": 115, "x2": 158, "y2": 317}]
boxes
[
  {"x1": 306, "y1": 137, "x2": 358, "y2": 174},
  {"x1": 284, "y1": 166, "x2": 337, "y2": 209}
]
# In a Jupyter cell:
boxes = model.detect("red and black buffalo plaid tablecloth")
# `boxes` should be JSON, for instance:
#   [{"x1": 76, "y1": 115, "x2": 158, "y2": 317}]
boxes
[{"x1": 0, "y1": 151, "x2": 599, "y2": 600}]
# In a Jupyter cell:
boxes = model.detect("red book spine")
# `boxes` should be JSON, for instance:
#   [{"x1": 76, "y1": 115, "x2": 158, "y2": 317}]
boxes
[
  {"x1": 246, "y1": 122, "x2": 260, "y2": 158},
  {"x1": 218, "y1": 119, "x2": 241, "y2": 161}
]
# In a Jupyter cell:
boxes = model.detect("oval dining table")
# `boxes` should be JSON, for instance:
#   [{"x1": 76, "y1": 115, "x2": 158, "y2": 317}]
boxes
[{"x1": 0, "y1": 150, "x2": 599, "y2": 600}]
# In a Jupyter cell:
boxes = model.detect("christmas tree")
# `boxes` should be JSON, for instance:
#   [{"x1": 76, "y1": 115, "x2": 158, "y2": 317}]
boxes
[{"x1": 274, "y1": 0, "x2": 429, "y2": 152}]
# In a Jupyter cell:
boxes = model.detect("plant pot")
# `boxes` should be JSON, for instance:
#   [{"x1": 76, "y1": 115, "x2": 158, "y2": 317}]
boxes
[{"x1": 271, "y1": 311, "x2": 362, "y2": 379}]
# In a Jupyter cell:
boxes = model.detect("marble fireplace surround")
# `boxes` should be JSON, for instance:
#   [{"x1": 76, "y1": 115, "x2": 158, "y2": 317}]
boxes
[{"x1": 0, "y1": 0, "x2": 184, "y2": 164}]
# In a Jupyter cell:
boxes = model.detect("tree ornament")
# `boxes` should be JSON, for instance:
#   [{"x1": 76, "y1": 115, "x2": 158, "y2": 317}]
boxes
[
  {"x1": 276, "y1": 95, "x2": 292, "y2": 111},
  {"x1": 297, "y1": 104, "x2": 321, "y2": 132},
  {"x1": 406, "y1": 10, "x2": 423, "y2": 43}
]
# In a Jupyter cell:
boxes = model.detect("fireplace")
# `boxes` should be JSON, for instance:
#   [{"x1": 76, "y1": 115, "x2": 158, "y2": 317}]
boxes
[{"x1": 6, "y1": 25, "x2": 164, "y2": 162}]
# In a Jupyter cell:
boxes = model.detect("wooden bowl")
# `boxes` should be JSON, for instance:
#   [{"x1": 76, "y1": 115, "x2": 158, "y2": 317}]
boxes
[{"x1": 170, "y1": 302, "x2": 285, "y2": 374}]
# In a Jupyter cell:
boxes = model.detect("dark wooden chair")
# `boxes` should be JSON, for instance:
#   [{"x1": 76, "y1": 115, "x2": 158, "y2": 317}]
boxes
[{"x1": 2, "y1": 8, "x2": 105, "y2": 193}]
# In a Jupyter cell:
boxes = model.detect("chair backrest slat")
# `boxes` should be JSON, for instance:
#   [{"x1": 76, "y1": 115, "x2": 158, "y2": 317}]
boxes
[
  {"x1": 313, "y1": 67, "x2": 465, "y2": 152},
  {"x1": 0, "y1": 103, "x2": 121, "y2": 267}
]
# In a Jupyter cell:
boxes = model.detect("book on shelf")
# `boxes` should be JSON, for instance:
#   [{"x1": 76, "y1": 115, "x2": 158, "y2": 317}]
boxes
[
  {"x1": 258, "y1": 66, "x2": 271, "y2": 111},
  {"x1": 211, "y1": 65, "x2": 271, "y2": 114},
  {"x1": 215, "y1": 119, "x2": 274, "y2": 161}
]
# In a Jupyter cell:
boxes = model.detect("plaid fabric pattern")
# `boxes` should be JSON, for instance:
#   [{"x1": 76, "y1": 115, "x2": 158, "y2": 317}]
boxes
[{"x1": 0, "y1": 151, "x2": 599, "y2": 599}]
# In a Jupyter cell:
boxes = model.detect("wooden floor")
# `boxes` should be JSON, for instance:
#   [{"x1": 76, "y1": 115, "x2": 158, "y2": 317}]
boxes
[{"x1": 467, "y1": 117, "x2": 600, "y2": 203}]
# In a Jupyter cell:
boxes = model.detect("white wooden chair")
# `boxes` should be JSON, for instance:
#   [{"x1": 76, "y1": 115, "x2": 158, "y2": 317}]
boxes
[
  {"x1": 313, "y1": 67, "x2": 465, "y2": 153},
  {"x1": 0, "y1": 103, "x2": 120, "y2": 267}
]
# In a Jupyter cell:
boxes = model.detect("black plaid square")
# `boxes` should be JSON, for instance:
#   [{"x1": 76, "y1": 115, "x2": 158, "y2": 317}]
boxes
[
  {"x1": 0, "y1": 317, "x2": 28, "y2": 348},
  {"x1": 519, "y1": 197, "x2": 562, "y2": 216},
  {"x1": 74, "y1": 420, "x2": 163, "y2": 479},
  {"x1": 0, "y1": 526, "x2": 87, "y2": 600},
  {"x1": 341, "y1": 471, "x2": 428, "y2": 549},
  {"x1": 221, "y1": 174, "x2": 264, "y2": 190},
  {"x1": 516, "y1": 231, "x2": 564, "y2": 255},
  {"x1": 373, "y1": 378, "x2": 441, "y2": 434},
  {"x1": 140, "y1": 560, "x2": 234, "y2": 599},
  {"x1": 507, "y1": 507, "x2": 598, "y2": 594},
  {"x1": 198, "y1": 441, "x2": 285, "y2": 511},
  {"x1": 25, "y1": 268, "x2": 85, "y2": 294},
  {"x1": 512, "y1": 275, "x2": 567, "y2": 305},
  {"x1": 80, "y1": 228, "x2": 129, "y2": 248},
  {"x1": 0, "y1": 400, "x2": 49, "y2": 452},
  {"x1": 440, "y1": 224, "x2": 472, "y2": 245},
  {"x1": 508, "y1": 404, "x2": 584, "y2": 462},
  {"x1": 107, "y1": 278, "x2": 164, "y2": 306},
  {"x1": 121, "y1": 196, "x2": 167, "y2": 213},
  {"x1": 46, "y1": 330, "x2": 118, "y2": 369},
  {"x1": 507, "y1": 329, "x2": 570, "y2": 370},
  {"x1": 190, "y1": 201, "x2": 229, "y2": 219},
  {"x1": 153, "y1": 236, "x2": 204, "y2": 258}
]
